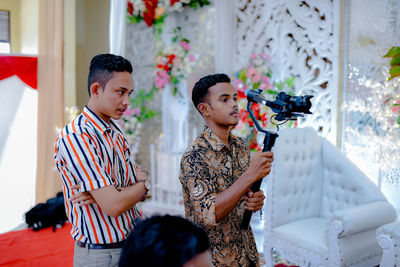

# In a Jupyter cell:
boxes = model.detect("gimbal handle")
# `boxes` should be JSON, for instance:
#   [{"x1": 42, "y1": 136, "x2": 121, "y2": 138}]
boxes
[{"x1": 240, "y1": 102, "x2": 278, "y2": 230}]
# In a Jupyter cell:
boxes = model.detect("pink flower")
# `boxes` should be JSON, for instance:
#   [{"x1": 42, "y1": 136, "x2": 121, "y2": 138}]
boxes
[
  {"x1": 155, "y1": 70, "x2": 170, "y2": 89},
  {"x1": 234, "y1": 79, "x2": 243, "y2": 90},
  {"x1": 260, "y1": 76, "x2": 272, "y2": 89},
  {"x1": 124, "y1": 108, "x2": 135, "y2": 117},
  {"x1": 131, "y1": 107, "x2": 141, "y2": 115},
  {"x1": 173, "y1": 57, "x2": 182, "y2": 67},
  {"x1": 252, "y1": 72, "x2": 262, "y2": 83},
  {"x1": 260, "y1": 53, "x2": 271, "y2": 61},
  {"x1": 180, "y1": 41, "x2": 191, "y2": 51},
  {"x1": 124, "y1": 107, "x2": 141, "y2": 117},
  {"x1": 247, "y1": 67, "x2": 256, "y2": 78},
  {"x1": 259, "y1": 83, "x2": 269, "y2": 90},
  {"x1": 392, "y1": 101, "x2": 400, "y2": 113},
  {"x1": 247, "y1": 67, "x2": 261, "y2": 82},
  {"x1": 189, "y1": 54, "x2": 196, "y2": 62},
  {"x1": 262, "y1": 75, "x2": 271, "y2": 83},
  {"x1": 251, "y1": 53, "x2": 257, "y2": 60}
]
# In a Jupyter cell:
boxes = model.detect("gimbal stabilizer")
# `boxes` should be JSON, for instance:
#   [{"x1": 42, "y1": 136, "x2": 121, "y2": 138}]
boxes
[{"x1": 240, "y1": 89, "x2": 313, "y2": 230}]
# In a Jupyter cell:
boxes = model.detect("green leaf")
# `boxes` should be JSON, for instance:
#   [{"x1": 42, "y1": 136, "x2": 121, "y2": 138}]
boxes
[
  {"x1": 389, "y1": 65, "x2": 400, "y2": 79},
  {"x1": 253, "y1": 82, "x2": 260, "y2": 89},
  {"x1": 284, "y1": 77, "x2": 295, "y2": 88},
  {"x1": 275, "y1": 82, "x2": 283, "y2": 90},
  {"x1": 266, "y1": 90, "x2": 278, "y2": 95},
  {"x1": 238, "y1": 69, "x2": 248, "y2": 83},
  {"x1": 171, "y1": 76, "x2": 179, "y2": 85},
  {"x1": 127, "y1": 15, "x2": 142, "y2": 24},
  {"x1": 200, "y1": 0, "x2": 211, "y2": 6},
  {"x1": 397, "y1": 116, "x2": 400, "y2": 125},
  {"x1": 384, "y1": 46, "x2": 400, "y2": 58},
  {"x1": 189, "y1": 2, "x2": 199, "y2": 8},
  {"x1": 390, "y1": 55, "x2": 400, "y2": 65}
]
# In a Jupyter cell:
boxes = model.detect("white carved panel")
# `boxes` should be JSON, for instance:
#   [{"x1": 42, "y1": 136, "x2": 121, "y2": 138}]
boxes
[{"x1": 235, "y1": 0, "x2": 337, "y2": 141}]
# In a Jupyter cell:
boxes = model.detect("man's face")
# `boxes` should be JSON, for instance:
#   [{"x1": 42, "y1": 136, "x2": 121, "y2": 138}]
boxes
[
  {"x1": 202, "y1": 82, "x2": 239, "y2": 127},
  {"x1": 95, "y1": 71, "x2": 133, "y2": 123}
]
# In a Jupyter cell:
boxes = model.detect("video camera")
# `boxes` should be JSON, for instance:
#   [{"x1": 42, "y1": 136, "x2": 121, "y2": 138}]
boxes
[
  {"x1": 240, "y1": 89, "x2": 313, "y2": 230},
  {"x1": 246, "y1": 89, "x2": 313, "y2": 123}
]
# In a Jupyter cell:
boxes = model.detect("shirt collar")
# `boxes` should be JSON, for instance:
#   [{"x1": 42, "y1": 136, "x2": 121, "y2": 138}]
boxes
[
  {"x1": 202, "y1": 125, "x2": 238, "y2": 152},
  {"x1": 82, "y1": 106, "x2": 111, "y2": 134}
]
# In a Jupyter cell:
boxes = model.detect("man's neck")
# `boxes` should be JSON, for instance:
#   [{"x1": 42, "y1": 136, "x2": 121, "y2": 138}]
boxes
[
  {"x1": 206, "y1": 121, "x2": 231, "y2": 149},
  {"x1": 87, "y1": 102, "x2": 110, "y2": 124}
]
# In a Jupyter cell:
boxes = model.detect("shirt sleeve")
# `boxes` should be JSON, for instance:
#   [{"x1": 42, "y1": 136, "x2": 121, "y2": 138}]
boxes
[
  {"x1": 58, "y1": 132, "x2": 113, "y2": 192},
  {"x1": 179, "y1": 151, "x2": 217, "y2": 227}
]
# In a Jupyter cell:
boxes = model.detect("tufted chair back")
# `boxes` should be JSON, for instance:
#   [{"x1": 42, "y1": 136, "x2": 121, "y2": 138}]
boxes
[
  {"x1": 264, "y1": 127, "x2": 396, "y2": 267},
  {"x1": 319, "y1": 138, "x2": 386, "y2": 218},
  {"x1": 269, "y1": 127, "x2": 324, "y2": 228}
]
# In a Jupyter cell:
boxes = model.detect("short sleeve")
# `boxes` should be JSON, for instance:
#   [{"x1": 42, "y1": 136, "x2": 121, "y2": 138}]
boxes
[{"x1": 58, "y1": 132, "x2": 113, "y2": 192}]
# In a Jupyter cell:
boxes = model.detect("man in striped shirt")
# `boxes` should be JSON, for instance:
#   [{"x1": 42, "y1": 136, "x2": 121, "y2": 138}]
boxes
[{"x1": 54, "y1": 54, "x2": 150, "y2": 267}]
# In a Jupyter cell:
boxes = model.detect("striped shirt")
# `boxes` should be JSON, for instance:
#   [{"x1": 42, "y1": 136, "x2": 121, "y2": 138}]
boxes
[{"x1": 54, "y1": 106, "x2": 141, "y2": 244}]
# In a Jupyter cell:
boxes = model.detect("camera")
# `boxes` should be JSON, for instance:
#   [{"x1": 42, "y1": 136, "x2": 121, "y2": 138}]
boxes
[{"x1": 247, "y1": 89, "x2": 313, "y2": 122}]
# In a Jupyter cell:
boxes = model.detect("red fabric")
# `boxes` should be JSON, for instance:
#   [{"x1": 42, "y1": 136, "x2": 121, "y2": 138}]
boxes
[
  {"x1": 0, "y1": 55, "x2": 38, "y2": 89},
  {"x1": 0, "y1": 223, "x2": 74, "y2": 267}
]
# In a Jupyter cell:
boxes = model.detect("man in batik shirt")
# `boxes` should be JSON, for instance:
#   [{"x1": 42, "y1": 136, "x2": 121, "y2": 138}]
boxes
[{"x1": 179, "y1": 74, "x2": 274, "y2": 266}]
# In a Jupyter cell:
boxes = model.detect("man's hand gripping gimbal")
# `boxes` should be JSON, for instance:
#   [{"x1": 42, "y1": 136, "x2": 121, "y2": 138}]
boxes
[{"x1": 240, "y1": 89, "x2": 313, "y2": 230}]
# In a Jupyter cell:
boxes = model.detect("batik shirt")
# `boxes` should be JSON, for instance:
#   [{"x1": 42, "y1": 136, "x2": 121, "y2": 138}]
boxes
[
  {"x1": 179, "y1": 126, "x2": 259, "y2": 267},
  {"x1": 54, "y1": 106, "x2": 141, "y2": 244}
]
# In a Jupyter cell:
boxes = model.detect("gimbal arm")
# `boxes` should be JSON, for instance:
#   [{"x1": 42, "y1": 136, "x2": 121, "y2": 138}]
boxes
[
  {"x1": 240, "y1": 101, "x2": 278, "y2": 230},
  {"x1": 239, "y1": 89, "x2": 313, "y2": 230}
]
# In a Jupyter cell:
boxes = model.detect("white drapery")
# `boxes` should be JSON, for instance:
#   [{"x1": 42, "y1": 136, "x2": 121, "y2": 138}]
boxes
[
  {"x1": 0, "y1": 76, "x2": 37, "y2": 234},
  {"x1": 109, "y1": 0, "x2": 127, "y2": 56},
  {"x1": 161, "y1": 82, "x2": 190, "y2": 154},
  {"x1": 214, "y1": 0, "x2": 236, "y2": 75}
]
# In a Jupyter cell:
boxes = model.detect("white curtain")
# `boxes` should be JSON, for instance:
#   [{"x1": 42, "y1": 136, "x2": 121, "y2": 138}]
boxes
[
  {"x1": 109, "y1": 0, "x2": 127, "y2": 56},
  {"x1": 0, "y1": 76, "x2": 37, "y2": 233},
  {"x1": 214, "y1": 0, "x2": 236, "y2": 75}
]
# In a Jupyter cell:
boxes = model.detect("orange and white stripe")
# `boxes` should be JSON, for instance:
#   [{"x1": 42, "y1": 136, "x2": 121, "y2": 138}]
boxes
[{"x1": 54, "y1": 106, "x2": 141, "y2": 244}]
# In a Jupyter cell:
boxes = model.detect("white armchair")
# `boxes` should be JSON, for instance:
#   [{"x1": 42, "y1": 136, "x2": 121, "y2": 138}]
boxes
[
  {"x1": 263, "y1": 127, "x2": 397, "y2": 267},
  {"x1": 376, "y1": 221, "x2": 400, "y2": 267}
]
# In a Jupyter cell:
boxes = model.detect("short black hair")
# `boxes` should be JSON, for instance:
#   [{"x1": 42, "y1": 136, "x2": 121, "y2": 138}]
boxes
[
  {"x1": 191, "y1": 73, "x2": 230, "y2": 113},
  {"x1": 87, "y1": 53, "x2": 133, "y2": 96},
  {"x1": 119, "y1": 215, "x2": 210, "y2": 267}
]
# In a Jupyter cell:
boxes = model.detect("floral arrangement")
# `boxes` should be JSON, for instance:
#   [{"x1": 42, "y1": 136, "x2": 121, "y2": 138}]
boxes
[
  {"x1": 119, "y1": 88, "x2": 159, "y2": 155},
  {"x1": 153, "y1": 27, "x2": 196, "y2": 95},
  {"x1": 127, "y1": 0, "x2": 210, "y2": 29},
  {"x1": 232, "y1": 53, "x2": 296, "y2": 151},
  {"x1": 384, "y1": 46, "x2": 400, "y2": 126}
]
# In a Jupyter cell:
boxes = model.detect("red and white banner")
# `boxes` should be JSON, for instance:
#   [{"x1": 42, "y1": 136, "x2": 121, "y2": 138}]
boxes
[
  {"x1": 0, "y1": 55, "x2": 37, "y2": 89},
  {"x1": 0, "y1": 55, "x2": 38, "y2": 233}
]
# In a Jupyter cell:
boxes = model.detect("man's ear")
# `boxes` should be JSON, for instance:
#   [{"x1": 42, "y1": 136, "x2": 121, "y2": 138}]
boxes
[
  {"x1": 90, "y1": 82, "x2": 102, "y2": 98},
  {"x1": 197, "y1": 102, "x2": 210, "y2": 117}
]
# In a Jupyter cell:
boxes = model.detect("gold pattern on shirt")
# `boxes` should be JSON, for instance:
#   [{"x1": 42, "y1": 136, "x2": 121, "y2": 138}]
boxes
[{"x1": 179, "y1": 126, "x2": 259, "y2": 267}]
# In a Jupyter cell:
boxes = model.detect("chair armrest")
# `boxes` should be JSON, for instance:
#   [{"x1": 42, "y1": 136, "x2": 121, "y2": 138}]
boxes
[
  {"x1": 377, "y1": 221, "x2": 400, "y2": 240},
  {"x1": 327, "y1": 201, "x2": 396, "y2": 236}
]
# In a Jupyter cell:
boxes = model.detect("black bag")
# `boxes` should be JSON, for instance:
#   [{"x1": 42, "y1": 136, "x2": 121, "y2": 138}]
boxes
[{"x1": 25, "y1": 192, "x2": 68, "y2": 231}]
